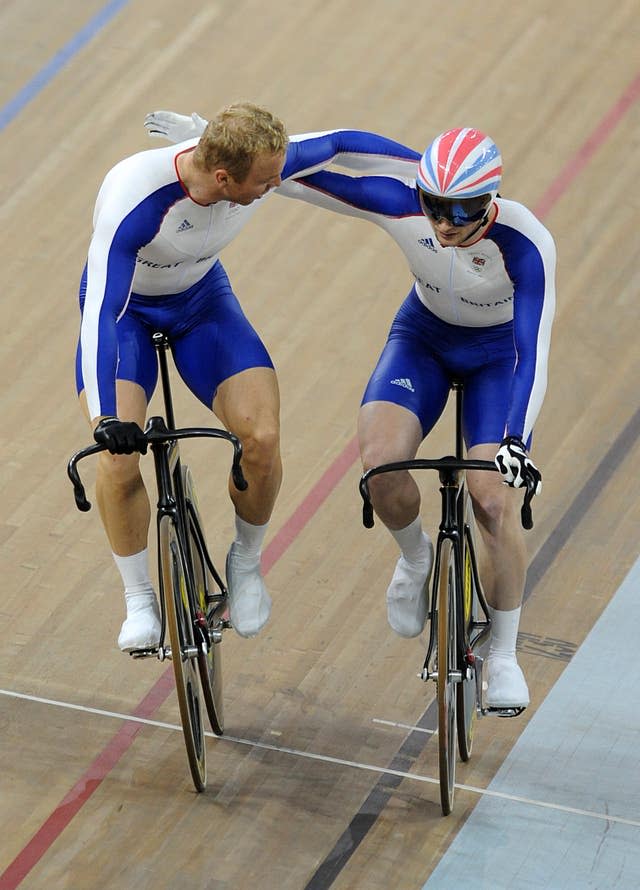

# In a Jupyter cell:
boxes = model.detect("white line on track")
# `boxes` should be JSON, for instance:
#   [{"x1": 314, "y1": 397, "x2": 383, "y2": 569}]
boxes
[
  {"x1": 372, "y1": 717, "x2": 436, "y2": 734},
  {"x1": 3, "y1": 687, "x2": 639, "y2": 828}
]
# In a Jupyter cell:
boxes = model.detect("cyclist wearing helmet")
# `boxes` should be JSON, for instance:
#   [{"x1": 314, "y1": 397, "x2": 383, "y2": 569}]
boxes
[{"x1": 150, "y1": 115, "x2": 555, "y2": 712}]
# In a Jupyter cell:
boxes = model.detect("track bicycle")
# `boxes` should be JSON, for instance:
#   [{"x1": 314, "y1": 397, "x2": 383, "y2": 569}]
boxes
[
  {"x1": 359, "y1": 380, "x2": 535, "y2": 815},
  {"x1": 67, "y1": 332, "x2": 247, "y2": 792}
]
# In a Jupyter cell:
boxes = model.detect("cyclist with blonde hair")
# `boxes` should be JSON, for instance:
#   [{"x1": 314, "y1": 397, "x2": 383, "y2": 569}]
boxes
[{"x1": 77, "y1": 102, "x2": 420, "y2": 652}]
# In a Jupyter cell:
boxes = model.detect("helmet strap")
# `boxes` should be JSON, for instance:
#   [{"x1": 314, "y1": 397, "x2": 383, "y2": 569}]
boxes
[
  {"x1": 461, "y1": 216, "x2": 488, "y2": 243},
  {"x1": 461, "y1": 205, "x2": 494, "y2": 244}
]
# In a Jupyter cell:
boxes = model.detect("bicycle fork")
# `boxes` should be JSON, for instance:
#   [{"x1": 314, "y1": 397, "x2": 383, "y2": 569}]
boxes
[{"x1": 421, "y1": 468, "x2": 465, "y2": 684}]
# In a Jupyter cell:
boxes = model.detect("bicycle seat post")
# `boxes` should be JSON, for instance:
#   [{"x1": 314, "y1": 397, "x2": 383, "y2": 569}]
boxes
[
  {"x1": 153, "y1": 332, "x2": 176, "y2": 430},
  {"x1": 452, "y1": 379, "x2": 464, "y2": 460}
]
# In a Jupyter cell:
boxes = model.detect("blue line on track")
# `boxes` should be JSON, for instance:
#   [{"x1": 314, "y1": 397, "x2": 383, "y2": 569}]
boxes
[{"x1": 0, "y1": 0, "x2": 131, "y2": 132}]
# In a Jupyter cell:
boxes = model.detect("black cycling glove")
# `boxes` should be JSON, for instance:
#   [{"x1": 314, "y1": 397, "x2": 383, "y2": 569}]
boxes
[{"x1": 94, "y1": 417, "x2": 147, "y2": 455}]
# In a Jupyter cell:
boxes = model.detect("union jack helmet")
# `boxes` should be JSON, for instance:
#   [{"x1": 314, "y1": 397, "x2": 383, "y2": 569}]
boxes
[{"x1": 416, "y1": 128, "x2": 502, "y2": 201}]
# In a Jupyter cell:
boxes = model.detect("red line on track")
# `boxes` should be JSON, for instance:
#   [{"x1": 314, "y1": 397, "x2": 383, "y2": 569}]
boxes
[
  {"x1": 0, "y1": 439, "x2": 362, "y2": 890},
  {"x1": 2, "y1": 72, "x2": 639, "y2": 889},
  {"x1": 534, "y1": 71, "x2": 640, "y2": 219},
  {"x1": 0, "y1": 673, "x2": 175, "y2": 889},
  {"x1": 262, "y1": 436, "x2": 360, "y2": 572}
]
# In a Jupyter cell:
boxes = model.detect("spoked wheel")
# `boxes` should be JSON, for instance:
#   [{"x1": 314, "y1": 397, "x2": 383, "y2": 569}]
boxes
[
  {"x1": 437, "y1": 537, "x2": 457, "y2": 816},
  {"x1": 457, "y1": 502, "x2": 477, "y2": 762},
  {"x1": 159, "y1": 515, "x2": 207, "y2": 792},
  {"x1": 182, "y1": 466, "x2": 224, "y2": 736}
]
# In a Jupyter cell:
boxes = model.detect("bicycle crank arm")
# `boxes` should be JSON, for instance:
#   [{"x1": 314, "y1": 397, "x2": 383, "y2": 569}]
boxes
[
  {"x1": 481, "y1": 706, "x2": 526, "y2": 718},
  {"x1": 419, "y1": 668, "x2": 463, "y2": 683},
  {"x1": 474, "y1": 654, "x2": 485, "y2": 710},
  {"x1": 143, "y1": 644, "x2": 201, "y2": 662},
  {"x1": 129, "y1": 646, "x2": 161, "y2": 660}
]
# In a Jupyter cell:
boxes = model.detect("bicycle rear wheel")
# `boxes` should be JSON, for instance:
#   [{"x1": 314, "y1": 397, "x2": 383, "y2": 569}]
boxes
[
  {"x1": 182, "y1": 465, "x2": 224, "y2": 736},
  {"x1": 159, "y1": 514, "x2": 207, "y2": 792},
  {"x1": 457, "y1": 497, "x2": 478, "y2": 762},
  {"x1": 437, "y1": 537, "x2": 457, "y2": 816}
]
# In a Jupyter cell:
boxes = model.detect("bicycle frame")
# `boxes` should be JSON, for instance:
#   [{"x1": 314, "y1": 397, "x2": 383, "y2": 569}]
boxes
[
  {"x1": 359, "y1": 383, "x2": 533, "y2": 684},
  {"x1": 358, "y1": 381, "x2": 536, "y2": 814},
  {"x1": 148, "y1": 335, "x2": 234, "y2": 656},
  {"x1": 67, "y1": 332, "x2": 247, "y2": 791},
  {"x1": 359, "y1": 383, "x2": 501, "y2": 686},
  {"x1": 68, "y1": 337, "x2": 246, "y2": 657},
  {"x1": 421, "y1": 459, "x2": 492, "y2": 687}
]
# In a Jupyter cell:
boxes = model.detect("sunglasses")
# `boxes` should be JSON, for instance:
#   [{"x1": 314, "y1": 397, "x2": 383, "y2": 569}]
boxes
[{"x1": 418, "y1": 189, "x2": 491, "y2": 227}]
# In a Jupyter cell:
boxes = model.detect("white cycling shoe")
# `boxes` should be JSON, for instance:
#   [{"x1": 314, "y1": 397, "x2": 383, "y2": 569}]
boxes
[
  {"x1": 226, "y1": 543, "x2": 272, "y2": 638},
  {"x1": 118, "y1": 593, "x2": 161, "y2": 652},
  {"x1": 485, "y1": 655, "x2": 530, "y2": 709},
  {"x1": 386, "y1": 536, "x2": 434, "y2": 638}
]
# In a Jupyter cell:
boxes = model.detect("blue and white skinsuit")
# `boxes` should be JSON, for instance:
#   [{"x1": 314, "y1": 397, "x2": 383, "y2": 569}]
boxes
[
  {"x1": 278, "y1": 170, "x2": 556, "y2": 448},
  {"x1": 75, "y1": 131, "x2": 420, "y2": 421}
]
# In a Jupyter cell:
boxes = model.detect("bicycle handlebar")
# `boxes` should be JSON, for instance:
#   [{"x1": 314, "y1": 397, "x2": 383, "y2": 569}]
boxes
[
  {"x1": 359, "y1": 456, "x2": 535, "y2": 531},
  {"x1": 67, "y1": 415, "x2": 248, "y2": 512}
]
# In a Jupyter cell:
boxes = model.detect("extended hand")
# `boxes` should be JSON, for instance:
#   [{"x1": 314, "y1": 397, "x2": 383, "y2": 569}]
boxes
[
  {"x1": 495, "y1": 436, "x2": 542, "y2": 494},
  {"x1": 94, "y1": 417, "x2": 148, "y2": 455},
  {"x1": 144, "y1": 110, "x2": 207, "y2": 142}
]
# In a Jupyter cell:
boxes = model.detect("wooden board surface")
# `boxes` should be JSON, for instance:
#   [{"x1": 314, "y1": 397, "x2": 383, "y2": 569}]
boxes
[{"x1": 1, "y1": 1, "x2": 639, "y2": 887}]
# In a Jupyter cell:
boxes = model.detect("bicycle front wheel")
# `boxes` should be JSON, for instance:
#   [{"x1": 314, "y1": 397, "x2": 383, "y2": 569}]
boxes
[
  {"x1": 437, "y1": 537, "x2": 457, "y2": 816},
  {"x1": 159, "y1": 515, "x2": 207, "y2": 792},
  {"x1": 182, "y1": 465, "x2": 224, "y2": 736}
]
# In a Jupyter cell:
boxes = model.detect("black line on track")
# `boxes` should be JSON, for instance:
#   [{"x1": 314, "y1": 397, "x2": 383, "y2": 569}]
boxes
[{"x1": 303, "y1": 405, "x2": 640, "y2": 890}]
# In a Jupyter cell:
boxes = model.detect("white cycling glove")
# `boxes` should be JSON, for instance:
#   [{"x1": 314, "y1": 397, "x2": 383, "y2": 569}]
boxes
[
  {"x1": 144, "y1": 110, "x2": 207, "y2": 143},
  {"x1": 495, "y1": 436, "x2": 542, "y2": 495}
]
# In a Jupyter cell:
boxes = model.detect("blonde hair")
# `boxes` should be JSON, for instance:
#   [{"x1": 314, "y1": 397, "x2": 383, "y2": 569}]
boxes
[{"x1": 192, "y1": 101, "x2": 289, "y2": 182}]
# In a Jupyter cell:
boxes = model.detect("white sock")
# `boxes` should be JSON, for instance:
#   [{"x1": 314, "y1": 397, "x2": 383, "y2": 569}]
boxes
[
  {"x1": 390, "y1": 516, "x2": 429, "y2": 566},
  {"x1": 113, "y1": 550, "x2": 155, "y2": 614},
  {"x1": 233, "y1": 516, "x2": 268, "y2": 559},
  {"x1": 488, "y1": 605, "x2": 521, "y2": 659}
]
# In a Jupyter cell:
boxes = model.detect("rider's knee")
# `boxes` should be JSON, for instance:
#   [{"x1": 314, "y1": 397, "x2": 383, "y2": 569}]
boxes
[
  {"x1": 366, "y1": 469, "x2": 398, "y2": 503},
  {"x1": 97, "y1": 451, "x2": 142, "y2": 490},
  {"x1": 469, "y1": 483, "x2": 511, "y2": 535},
  {"x1": 360, "y1": 434, "x2": 402, "y2": 474},
  {"x1": 239, "y1": 422, "x2": 280, "y2": 473},
  {"x1": 360, "y1": 440, "x2": 415, "y2": 512}
]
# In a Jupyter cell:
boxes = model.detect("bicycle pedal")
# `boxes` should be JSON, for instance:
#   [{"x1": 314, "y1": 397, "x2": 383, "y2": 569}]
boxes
[
  {"x1": 474, "y1": 655, "x2": 485, "y2": 706},
  {"x1": 128, "y1": 646, "x2": 159, "y2": 659},
  {"x1": 484, "y1": 705, "x2": 526, "y2": 718}
]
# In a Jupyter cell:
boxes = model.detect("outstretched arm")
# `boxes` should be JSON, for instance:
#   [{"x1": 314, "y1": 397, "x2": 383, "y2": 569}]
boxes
[
  {"x1": 278, "y1": 168, "x2": 418, "y2": 221},
  {"x1": 144, "y1": 111, "x2": 420, "y2": 178},
  {"x1": 282, "y1": 130, "x2": 419, "y2": 180}
]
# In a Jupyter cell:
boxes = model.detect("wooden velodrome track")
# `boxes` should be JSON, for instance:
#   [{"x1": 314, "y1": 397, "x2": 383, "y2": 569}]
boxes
[{"x1": 1, "y1": 0, "x2": 639, "y2": 887}]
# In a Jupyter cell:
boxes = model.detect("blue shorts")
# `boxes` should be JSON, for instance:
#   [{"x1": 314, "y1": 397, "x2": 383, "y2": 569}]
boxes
[
  {"x1": 75, "y1": 261, "x2": 273, "y2": 409},
  {"x1": 361, "y1": 287, "x2": 518, "y2": 448}
]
